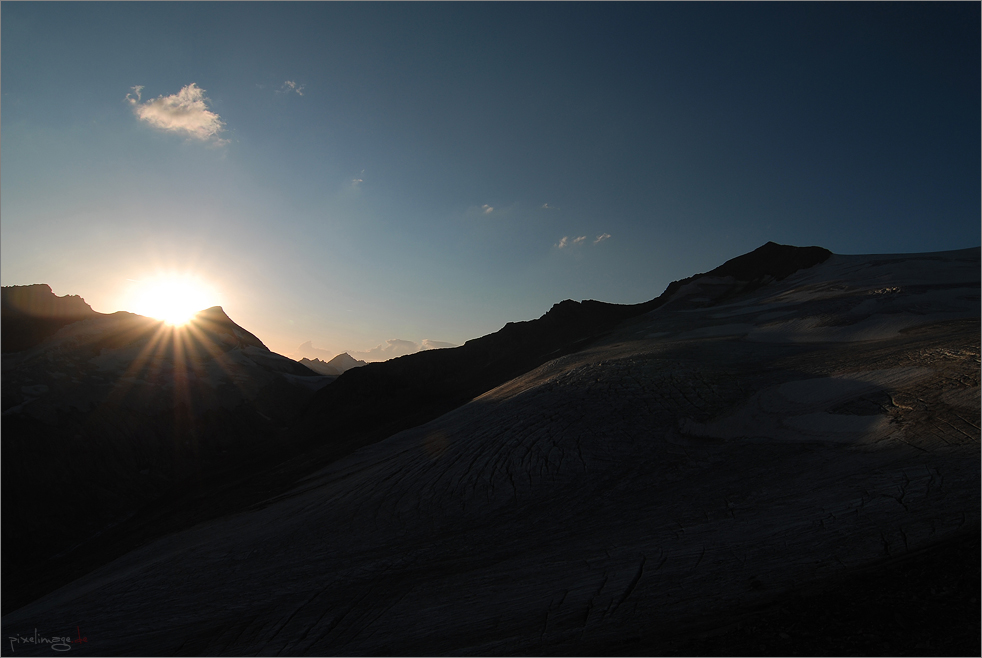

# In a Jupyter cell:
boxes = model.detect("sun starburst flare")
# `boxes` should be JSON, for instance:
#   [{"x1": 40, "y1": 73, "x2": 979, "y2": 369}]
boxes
[{"x1": 130, "y1": 274, "x2": 219, "y2": 326}]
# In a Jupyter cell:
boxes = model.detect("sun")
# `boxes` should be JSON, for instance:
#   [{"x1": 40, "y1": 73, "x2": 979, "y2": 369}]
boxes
[{"x1": 132, "y1": 274, "x2": 218, "y2": 326}]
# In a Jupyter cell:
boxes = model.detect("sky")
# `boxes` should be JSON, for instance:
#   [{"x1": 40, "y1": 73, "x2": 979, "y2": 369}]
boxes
[{"x1": 2, "y1": 2, "x2": 979, "y2": 361}]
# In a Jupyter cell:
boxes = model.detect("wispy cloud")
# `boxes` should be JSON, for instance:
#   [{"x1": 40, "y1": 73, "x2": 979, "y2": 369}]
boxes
[
  {"x1": 557, "y1": 233, "x2": 608, "y2": 249},
  {"x1": 482, "y1": 204, "x2": 494, "y2": 214},
  {"x1": 348, "y1": 170, "x2": 366, "y2": 191},
  {"x1": 127, "y1": 83, "x2": 227, "y2": 144},
  {"x1": 541, "y1": 203, "x2": 559, "y2": 210},
  {"x1": 279, "y1": 80, "x2": 305, "y2": 96}
]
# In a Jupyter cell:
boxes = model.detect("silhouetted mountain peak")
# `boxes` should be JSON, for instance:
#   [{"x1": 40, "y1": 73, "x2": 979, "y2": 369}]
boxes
[
  {"x1": 327, "y1": 352, "x2": 367, "y2": 372},
  {"x1": 652, "y1": 241, "x2": 833, "y2": 311},
  {"x1": 192, "y1": 306, "x2": 268, "y2": 351},
  {"x1": 1, "y1": 283, "x2": 98, "y2": 318},
  {"x1": 1, "y1": 284, "x2": 101, "y2": 352},
  {"x1": 299, "y1": 357, "x2": 341, "y2": 376},
  {"x1": 703, "y1": 241, "x2": 831, "y2": 282},
  {"x1": 298, "y1": 353, "x2": 367, "y2": 376}
]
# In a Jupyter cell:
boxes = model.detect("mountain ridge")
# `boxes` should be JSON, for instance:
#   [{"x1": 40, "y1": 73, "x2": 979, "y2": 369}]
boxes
[
  {"x1": 299, "y1": 352, "x2": 367, "y2": 376},
  {"x1": 1, "y1": 283, "x2": 101, "y2": 352},
  {"x1": 289, "y1": 242, "x2": 833, "y2": 457},
  {"x1": 2, "y1": 243, "x2": 976, "y2": 655},
  {"x1": 1, "y1": 300, "x2": 330, "y2": 612}
]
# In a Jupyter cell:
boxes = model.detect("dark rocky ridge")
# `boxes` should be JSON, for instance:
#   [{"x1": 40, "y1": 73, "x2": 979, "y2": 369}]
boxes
[
  {"x1": 299, "y1": 352, "x2": 366, "y2": 377},
  {"x1": 1, "y1": 284, "x2": 101, "y2": 352},
  {"x1": 292, "y1": 242, "x2": 832, "y2": 460},
  {"x1": 1, "y1": 305, "x2": 326, "y2": 613}
]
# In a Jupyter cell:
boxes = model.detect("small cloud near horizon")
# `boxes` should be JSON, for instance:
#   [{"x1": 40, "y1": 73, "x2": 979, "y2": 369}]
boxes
[
  {"x1": 126, "y1": 84, "x2": 227, "y2": 145},
  {"x1": 349, "y1": 338, "x2": 419, "y2": 362},
  {"x1": 556, "y1": 236, "x2": 569, "y2": 249},
  {"x1": 541, "y1": 203, "x2": 559, "y2": 210},
  {"x1": 421, "y1": 339, "x2": 457, "y2": 350},
  {"x1": 295, "y1": 340, "x2": 334, "y2": 361},
  {"x1": 572, "y1": 236, "x2": 586, "y2": 245},
  {"x1": 594, "y1": 233, "x2": 611, "y2": 244},
  {"x1": 482, "y1": 204, "x2": 493, "y2": 214}
]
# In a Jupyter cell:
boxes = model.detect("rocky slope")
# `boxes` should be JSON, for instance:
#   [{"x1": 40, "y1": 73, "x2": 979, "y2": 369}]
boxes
[
  {"x1": 2, "y1": 244, "x2": 978, "y2": 655},
  {"x1": 1, "y1": 304, "x2": 331, "y2": 612},
  {"x1": 1, "y1": 284, "x2": 101, "y2": 352},
  {"x1": 291, "y1": 242, "x2": 833, "y2": 463}
]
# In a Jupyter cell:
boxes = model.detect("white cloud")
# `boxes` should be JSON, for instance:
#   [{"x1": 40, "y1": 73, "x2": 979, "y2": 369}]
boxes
[
  {"x1": 306, "y1": 337, "x2": 457, "y2": 362},
  {"x1": 279, "y1": 80, "x2": 305, "y2": 96},
  {"x1": 421, "y1": 339, "x2": 457, "y2": 350},
  {"x1": 348, "y1": 170, "x2": 366, "y2": 191},
  {"x1": 295, "y1": 340, "x2": 334, "y2": 360},
  {"x1": 466, "y1": 203, "x2": 511, "y2": 218},
  {"x1": 557, "y1": 234, "x2": 601, "y2": 249},
  {"x1": 541, "y1": 203, "x2": 559, "y2": 210},
  {"x1": 126, "y1": 85, "x2": 144, "y2": 103},
  {"x1": 127, "y1": 83, "x2": 227, "y2": 144},
  {"x1": 350, "y1": 338, "x2": 420, "y2": 362}
]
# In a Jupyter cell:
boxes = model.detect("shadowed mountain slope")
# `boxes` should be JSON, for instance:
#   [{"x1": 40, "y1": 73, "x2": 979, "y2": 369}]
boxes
[
  {"x1": 1, "y1": 306, "x2": 329, "y2": 612},
  {"x1": 1, "y1": 284, "x2": 101, "y2": 352},
  {"x1": 2, "y1": 246, "x2": 975, "y2": 656},
  {"x1": 0, "y1": 242, "x2": 831, "y2": 615},
  {"x1": 291, "y1": 242, "x2": 831, "y2": 459}
]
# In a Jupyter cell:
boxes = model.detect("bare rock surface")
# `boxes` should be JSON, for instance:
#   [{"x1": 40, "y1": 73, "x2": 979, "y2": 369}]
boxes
[{"x1": 2, "y1": 247, "x2": 978, "y2": 655}]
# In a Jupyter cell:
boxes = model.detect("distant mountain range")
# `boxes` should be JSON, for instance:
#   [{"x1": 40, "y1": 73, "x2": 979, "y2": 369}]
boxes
[
  {"x1": 2, "y1": 242, "x2": 978, "y2": 655},
  {"x1": 298, "y1": 352, "x2": 367, "y2": 376}
]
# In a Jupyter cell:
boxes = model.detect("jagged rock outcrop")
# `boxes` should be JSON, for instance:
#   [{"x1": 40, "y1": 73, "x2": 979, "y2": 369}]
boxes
[
  {"x1": 299, "y1": 357, "x2": 341, "y2": 376},
  {"x1": 1, "y1": 283, "x2": 100, "y2": 352},
  {"x1": 326, "y1": 351, "x2": 367, "y2": 373},
  {"x1": 299, "y1": 352, "x2": 366, "y2": 377}
]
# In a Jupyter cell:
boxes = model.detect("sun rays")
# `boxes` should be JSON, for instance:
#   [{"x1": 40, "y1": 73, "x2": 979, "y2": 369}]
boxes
[{"x1": 103, "y1": 312, "x2": 253, "y2": 441}]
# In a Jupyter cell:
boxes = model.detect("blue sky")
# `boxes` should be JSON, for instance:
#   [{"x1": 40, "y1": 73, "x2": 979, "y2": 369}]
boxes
[{"x1": 2, "y1": 2, "x2": 979, "y2": 359}]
